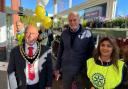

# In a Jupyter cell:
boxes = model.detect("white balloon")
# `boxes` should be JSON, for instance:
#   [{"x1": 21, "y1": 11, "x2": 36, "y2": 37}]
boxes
[{"x1": 41, "y1": 0, "x2": 49, "y2": 6}]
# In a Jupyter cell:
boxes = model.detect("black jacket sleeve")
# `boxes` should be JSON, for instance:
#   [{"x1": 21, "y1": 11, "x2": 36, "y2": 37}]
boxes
[
  {"x1": 115, "y1": 64, "x2": 128, "y2": 89},
  {"x1": 86, "y1": 32, "x2": 95, "y2": 60},
  {"x1": 55, "y1": 35, "x2": 64, "y2": 70},
  {"x1": 7, "y1": 48, "x2": 15, "y2": 74},
  {"x1": 84, "y1": 60, "x2": 94, "y2": 89},
  {"x1": 7, "y1": 48, "x2": 18, "y2": 89}
]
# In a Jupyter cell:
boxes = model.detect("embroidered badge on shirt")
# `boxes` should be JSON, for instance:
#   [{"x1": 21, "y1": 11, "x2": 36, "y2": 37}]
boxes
[{"x1": 78, "y1": 30, "x2": 91, "y2": 39}]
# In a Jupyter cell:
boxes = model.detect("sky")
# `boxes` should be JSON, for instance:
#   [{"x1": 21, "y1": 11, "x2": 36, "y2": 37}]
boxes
[{"x1": 5, "y1": 0, "x2": 128, "y2": 16}]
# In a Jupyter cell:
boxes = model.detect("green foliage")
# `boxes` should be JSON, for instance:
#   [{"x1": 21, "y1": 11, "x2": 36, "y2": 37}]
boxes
[
  {"x1": 53, "y1": 15, "x2": 68, "y2": 28},
  {"x1": 86, "y1": 17, "x2": 128, "y2": 28},
  {"x1": 82, "y1": 19, "x2": 87, "y2": 28},
  {"x1": 111, "y1": 17, "x2": 128, "y2": 28},
  {"x1": 112, "y1": 18, "x2": 125, "y2": 27},
  {"x1": 20, "y1": 16, "x2": 42, "y2": 26}
]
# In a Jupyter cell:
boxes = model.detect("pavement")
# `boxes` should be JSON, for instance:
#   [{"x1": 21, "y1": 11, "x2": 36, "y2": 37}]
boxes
[{"x1": 0, "y1": 62, "x2": 8, "y2": 89}]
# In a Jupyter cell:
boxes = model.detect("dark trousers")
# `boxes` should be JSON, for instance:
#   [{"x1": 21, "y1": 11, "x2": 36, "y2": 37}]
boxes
[
  {"x1": 62, "y1": 73, "x2": 73, "y2": 89},
  {"x1": 27, "y1": 83, "x2": 39, "y2": 89},
  {"x1": 62, "y1": 71, "x2": 86, "y2": 89}
]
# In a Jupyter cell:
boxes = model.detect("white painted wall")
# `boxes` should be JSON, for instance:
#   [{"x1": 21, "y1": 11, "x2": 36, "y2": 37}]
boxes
[{"x1": 0, "y1": 12, "x2": 7, "y2": 46}]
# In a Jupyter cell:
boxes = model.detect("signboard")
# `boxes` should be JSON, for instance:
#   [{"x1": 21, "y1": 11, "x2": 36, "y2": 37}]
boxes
[
  {"x1": 84, "y1": 3, "x2": 107, "y2": 20},
  {"x1": 84, "y1": 10, "x2": 99, "y2": 19}
]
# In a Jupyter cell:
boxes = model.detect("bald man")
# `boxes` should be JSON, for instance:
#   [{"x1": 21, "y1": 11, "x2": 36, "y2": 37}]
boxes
[
  {"x1": 55, "y1": 11, "x2": 95, "y2": 89},
  {"x1": 8, "y1": 25, "x2": 52, "y2": 89}
]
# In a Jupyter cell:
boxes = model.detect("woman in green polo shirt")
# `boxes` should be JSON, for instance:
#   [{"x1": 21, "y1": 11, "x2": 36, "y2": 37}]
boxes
[{"x1": 85, "y1": 37, "x2": 128, "y2": 89}]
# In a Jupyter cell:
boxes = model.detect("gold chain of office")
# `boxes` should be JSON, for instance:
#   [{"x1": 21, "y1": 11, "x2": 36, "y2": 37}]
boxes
[{"x1": 19, "y1": 42, "x2": 41, "y2": 63}]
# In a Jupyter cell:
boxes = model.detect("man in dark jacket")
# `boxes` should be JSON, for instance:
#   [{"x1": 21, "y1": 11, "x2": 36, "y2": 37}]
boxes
[
  {"x1": 7, "y1": 25, "x2": 52, "y2": 89},
  {"x1": 54, "y1": 11, "x2": 95, "y2": 89}
]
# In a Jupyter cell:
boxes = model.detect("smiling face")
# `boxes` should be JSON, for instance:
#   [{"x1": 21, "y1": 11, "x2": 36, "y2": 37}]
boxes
[
  {"x1": 25, "y1": 25, "x2": 39, "y2": 45},
  {"x1": 68, "y1": 12, "x2": 80, "y2": 32},
  {"x1": 100, "y1": 40, "x2": 113, "y2": 59},
  {"x1": 94, "y1": 37, "x2": 119, "y2": 66}
]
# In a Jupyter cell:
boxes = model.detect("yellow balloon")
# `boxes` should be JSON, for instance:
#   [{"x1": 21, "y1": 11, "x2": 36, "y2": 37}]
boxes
[
  {"x1": 35, "y1": 5, "x2": 46, "y2": 19},
  {"x1": 42, "y1": 16, "x2": 52, "y2": 29}
]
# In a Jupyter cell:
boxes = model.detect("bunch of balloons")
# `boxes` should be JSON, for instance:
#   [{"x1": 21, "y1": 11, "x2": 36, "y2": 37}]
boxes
[{"x1": 35, "y1": 0, "x2": 52, "y2": 29}]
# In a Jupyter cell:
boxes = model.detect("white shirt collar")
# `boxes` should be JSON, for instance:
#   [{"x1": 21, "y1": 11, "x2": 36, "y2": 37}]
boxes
[
  {"x1": 26, "y1": 42, "x2": 37, "y2": 48},
  {"x1": 25, "y1": 42, "x2": 37, "y2": 55}
]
